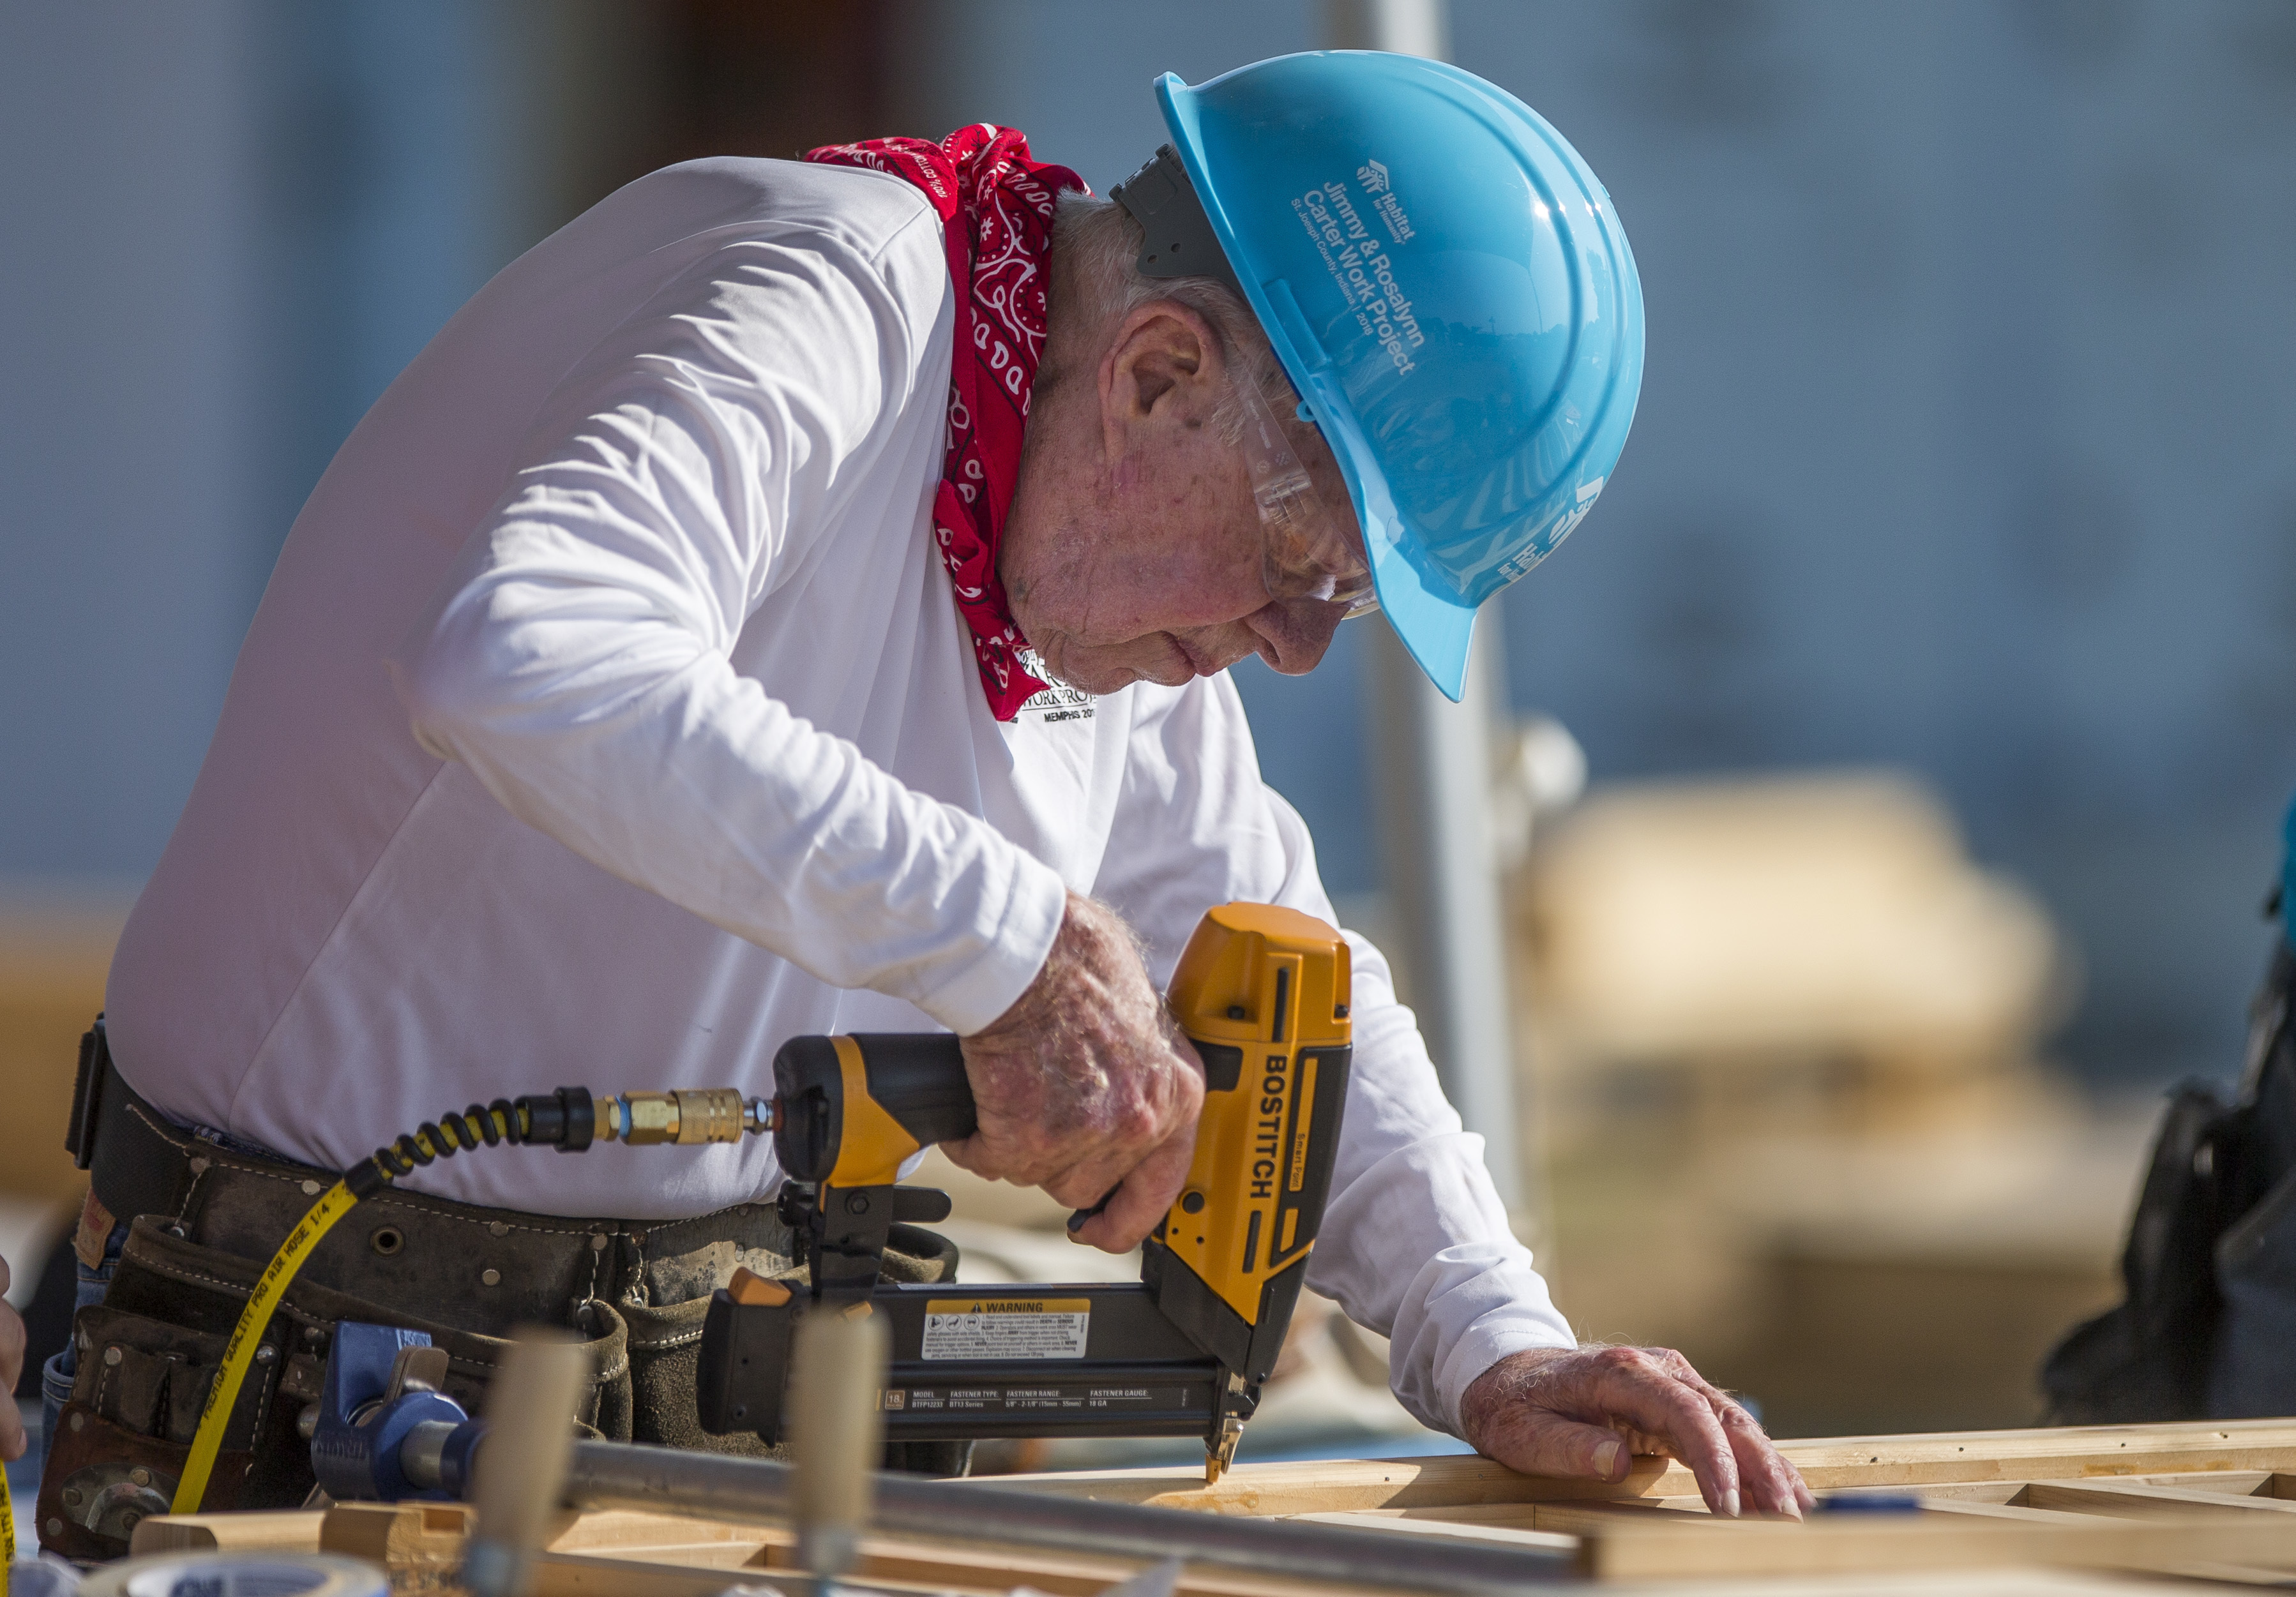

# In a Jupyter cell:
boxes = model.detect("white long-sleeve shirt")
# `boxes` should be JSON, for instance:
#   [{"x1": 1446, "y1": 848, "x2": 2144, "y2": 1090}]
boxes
[{"x1": 105, "y1": 156, "x2": 1572, "y2": 1432}]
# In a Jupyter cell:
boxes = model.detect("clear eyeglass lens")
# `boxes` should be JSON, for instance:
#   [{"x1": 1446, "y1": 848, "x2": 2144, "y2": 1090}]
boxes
[{"x1": 1230, "y1": 373, "x2": 1371, "y2": 613}]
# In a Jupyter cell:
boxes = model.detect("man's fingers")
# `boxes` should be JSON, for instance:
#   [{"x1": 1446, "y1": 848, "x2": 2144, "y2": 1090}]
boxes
[
  {"x1": 1710, "y1": 1398, "x2": 1801, "y2": 1518},
  {"x1": 1040, "y1": 1158, "x2": 1126, "y2": 1213},
  {"x1": 1719, "y1": 1409, "x2": 1805, "y2": 1518},
  {"x1": 1493, "y1": 1416, "x2": 1635, "y2": 1483},
  {"x1": 1582, "y1": 1348, "x2": 1742, "y2": 1517},
  {"x1": 935, "y1": 1133, "x2": 1013, "y2": 1183},
  {"x1": 1043, "y1": 1136, "x2": 1165, "y2": 1233},
  {"x1": 1645, "y1": 1350, "x2": 1804, "y2": 1519},
  {"x1": 938, "y1": 1131, "x2": 1062, "y2": 1188},
  {"x1": 1034, "y1": 1054, "x2": 1202, "y2": 1218},
  {"x1": 936, "y1": 1134, "x2": 990, "y2": 1176},
  {"x1": 1070, "y1": 1130, "x2": 1195, "y2": 1253}
]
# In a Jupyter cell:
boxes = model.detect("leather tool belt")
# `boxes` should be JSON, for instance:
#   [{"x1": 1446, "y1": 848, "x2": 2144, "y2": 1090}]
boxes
[{"x1": 42, "y1": 1019, "x2": 963, "y2": 1557}]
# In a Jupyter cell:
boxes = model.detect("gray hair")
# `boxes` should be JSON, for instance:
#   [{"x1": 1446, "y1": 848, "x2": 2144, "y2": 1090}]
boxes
[{"x1": 1050, "y1": 190, "x2": 1294, "y2": 445}]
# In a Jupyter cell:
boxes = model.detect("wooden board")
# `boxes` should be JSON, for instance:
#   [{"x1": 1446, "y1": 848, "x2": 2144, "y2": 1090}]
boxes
[
  {"x1": 990, "y1": 1417, "x2": 2296, "y2": 1515},
  {"x1": 138, "y1": 1500, "x2": 1405, "y2": 1597},
  {"x1": 127, "y1": 1418, "x2": 2296, "y2": 1593},
  {"x1": 130, "y1": 1510, "x2": 328, "y2": 1556}
]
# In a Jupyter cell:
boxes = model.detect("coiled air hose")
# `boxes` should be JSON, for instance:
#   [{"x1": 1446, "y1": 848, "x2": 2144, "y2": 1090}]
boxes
[{"x1": 170, "y1": 1086, "x2": 771, "y2": 1514}]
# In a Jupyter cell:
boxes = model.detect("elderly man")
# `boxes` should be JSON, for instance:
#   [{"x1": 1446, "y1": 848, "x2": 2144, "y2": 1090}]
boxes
[{"x1": 21, "y1": 52, "x2": 1807, "y2": 1549}]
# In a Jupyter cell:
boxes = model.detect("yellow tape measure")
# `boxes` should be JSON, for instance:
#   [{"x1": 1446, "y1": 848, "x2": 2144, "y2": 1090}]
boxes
[{"x1": 172, "y1": 1180, "x2": 360, "y2": 1514}]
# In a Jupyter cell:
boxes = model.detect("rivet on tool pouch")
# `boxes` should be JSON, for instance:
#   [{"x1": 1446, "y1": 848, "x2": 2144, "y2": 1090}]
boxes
[{"x1": 696, "y1": 901, "x2": 1354, "y2": 1483}]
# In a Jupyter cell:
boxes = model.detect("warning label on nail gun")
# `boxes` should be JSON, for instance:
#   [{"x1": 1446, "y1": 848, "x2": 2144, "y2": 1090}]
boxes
[{"x1": 921, "y1": 1297, "x2": 1091, "y2": 1360}]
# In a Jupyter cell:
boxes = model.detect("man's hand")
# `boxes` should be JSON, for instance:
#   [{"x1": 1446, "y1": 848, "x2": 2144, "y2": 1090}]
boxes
[
  {"x1": 944, "y1": 892, "x2": 1204, "y2": 1252},
  {"x1": 0, "y1": 1254, "x2": 27, "y2": 1461},
  {"x1": 1461, "y1": 1345, "x2": 1813, "y2": 1520}
]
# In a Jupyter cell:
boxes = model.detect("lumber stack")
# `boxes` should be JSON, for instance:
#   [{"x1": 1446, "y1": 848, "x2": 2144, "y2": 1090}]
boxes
[{"x1": 133, "y1": 1417, "x2": 2296, "y2": 1594}]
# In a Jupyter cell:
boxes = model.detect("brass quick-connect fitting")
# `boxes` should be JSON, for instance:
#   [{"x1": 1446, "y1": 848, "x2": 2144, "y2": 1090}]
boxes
[{"x1": 598, "y1": 1089, "x2": 774, "y2": 1145}]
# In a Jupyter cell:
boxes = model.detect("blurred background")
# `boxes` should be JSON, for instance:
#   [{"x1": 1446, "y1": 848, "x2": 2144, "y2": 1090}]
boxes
[{"x1": 5, "y1": 0, "x2": 2295, "y2": 1482}]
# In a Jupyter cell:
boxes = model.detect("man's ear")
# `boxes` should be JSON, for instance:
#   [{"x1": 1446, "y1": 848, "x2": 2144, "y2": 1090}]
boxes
[{"x1": 1099, "y1": 301, "x2": 1224, "y2": 449}]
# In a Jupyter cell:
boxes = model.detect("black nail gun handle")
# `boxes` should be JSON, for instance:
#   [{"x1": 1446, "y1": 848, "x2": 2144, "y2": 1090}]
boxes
[{"x1": 771, "y1": 1033, "x2": 976, "y2": 1188}]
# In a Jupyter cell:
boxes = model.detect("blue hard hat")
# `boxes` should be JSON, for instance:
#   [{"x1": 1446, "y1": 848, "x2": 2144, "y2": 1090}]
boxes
[{"x1": 1149, "y1": 52, "x2": 1643, "y2": 700}]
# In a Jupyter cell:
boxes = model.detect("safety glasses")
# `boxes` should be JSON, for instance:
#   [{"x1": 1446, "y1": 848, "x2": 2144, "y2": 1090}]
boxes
[{"x1": 1228, "y1": 373, "x2": 1378, "y2": 620}]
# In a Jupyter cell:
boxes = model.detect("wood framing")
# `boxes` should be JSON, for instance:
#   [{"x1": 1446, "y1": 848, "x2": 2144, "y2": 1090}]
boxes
[
  {"x1": 995, "y1": 1418, "x2": 2296, "y2": 1514},
  {"x1": 130, "y1": 1418, "x2": 2296, "y2": 1593}
]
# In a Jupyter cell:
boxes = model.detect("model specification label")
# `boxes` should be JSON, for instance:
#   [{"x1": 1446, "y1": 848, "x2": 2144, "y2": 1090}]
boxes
[
  {"x1": 920, "y1": 1298, "x2": 1091, "y2": 1360},
  {"x1": 882, "y1": 1384, "x2": 1203, "y2": 1414}
]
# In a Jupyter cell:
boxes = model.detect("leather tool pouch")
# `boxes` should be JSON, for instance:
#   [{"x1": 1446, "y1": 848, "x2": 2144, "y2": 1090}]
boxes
[
  {"x1": 39, "y1": 1219, "x2": 962, "y2": 1556},
  {"x1": 38, "y1": 1217, "x2": 630, "y2": 1559},
  {"x1": 42, "y1": 1017, "x2": 971, "y2": 1557}
]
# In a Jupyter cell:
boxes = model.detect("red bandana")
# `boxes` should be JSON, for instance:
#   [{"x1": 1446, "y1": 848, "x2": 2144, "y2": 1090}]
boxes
[{"x1": 805, "y1": 126, "x2": 1085, "y2": 720}]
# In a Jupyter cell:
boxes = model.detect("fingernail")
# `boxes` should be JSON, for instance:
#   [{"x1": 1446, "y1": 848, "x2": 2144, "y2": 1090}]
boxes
[
  {"x1": 1781, "y1": 1496, "x2": 1803, "y2": 1522},
  {"x1": 1594, "y1": 1438, "x2": 1622, "y2": 1478},
  {"x1": 1722, "y1": 1488, "x2": 1741, "y2": 1518}
]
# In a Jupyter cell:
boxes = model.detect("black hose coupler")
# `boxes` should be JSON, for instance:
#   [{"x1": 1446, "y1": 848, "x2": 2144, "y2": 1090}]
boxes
[{"x1": 519, "y1": 1086, "x2": 596, "y2": 1153}]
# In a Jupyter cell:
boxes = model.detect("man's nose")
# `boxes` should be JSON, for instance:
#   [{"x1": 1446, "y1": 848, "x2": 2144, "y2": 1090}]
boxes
[{"x1": 1248, "y1": 598, "x2": 1345, "y2": 675}]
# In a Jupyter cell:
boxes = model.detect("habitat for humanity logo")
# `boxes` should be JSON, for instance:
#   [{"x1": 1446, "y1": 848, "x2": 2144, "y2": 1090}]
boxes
[
  {"x1": 1294, "y1": 173, "x2": 1424, "y2": 375},
  {"x1": 1356, "y1": 158, "x2": 1415, "y2": 243}
]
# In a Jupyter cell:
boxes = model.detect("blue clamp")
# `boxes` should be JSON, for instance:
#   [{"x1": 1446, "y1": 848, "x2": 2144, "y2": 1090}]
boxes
[
  {"x1": 310, "y1": 1321, "x2": 480, "y2": 1502},
  {"x1": 1814, "y1": 1493, "x2": 1924, "y2": 1514}
]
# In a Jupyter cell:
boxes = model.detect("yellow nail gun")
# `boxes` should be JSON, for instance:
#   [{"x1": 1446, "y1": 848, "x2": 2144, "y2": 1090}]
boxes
[{"x1": 697, "y1": 903, "x2": 1353, "y2": 1481}]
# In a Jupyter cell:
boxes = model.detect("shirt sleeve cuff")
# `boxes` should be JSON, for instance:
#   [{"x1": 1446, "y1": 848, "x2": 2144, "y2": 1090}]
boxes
[
  {"x1": 907, "y1": 850, "x2": 1068, "y2": 1037},
  {"x1": 1435, "y1": 1301, "x2": 1578, "y2": 1436},
  {"x1": 1386, "y1": 1241, "x2": 1577, "y2": 1434}
]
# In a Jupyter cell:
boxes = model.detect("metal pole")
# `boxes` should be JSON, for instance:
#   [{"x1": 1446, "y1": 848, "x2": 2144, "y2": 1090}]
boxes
[
  {"x1": 1320, "y1": 0, "x2": 1535, "y2": 1230},
  {"x1": 1322, "y1": 0, "x2": 1447, "y2": 59},
  {"x1": 562, "y1": 1441, "x2": 1573, "y2": 1594}
]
